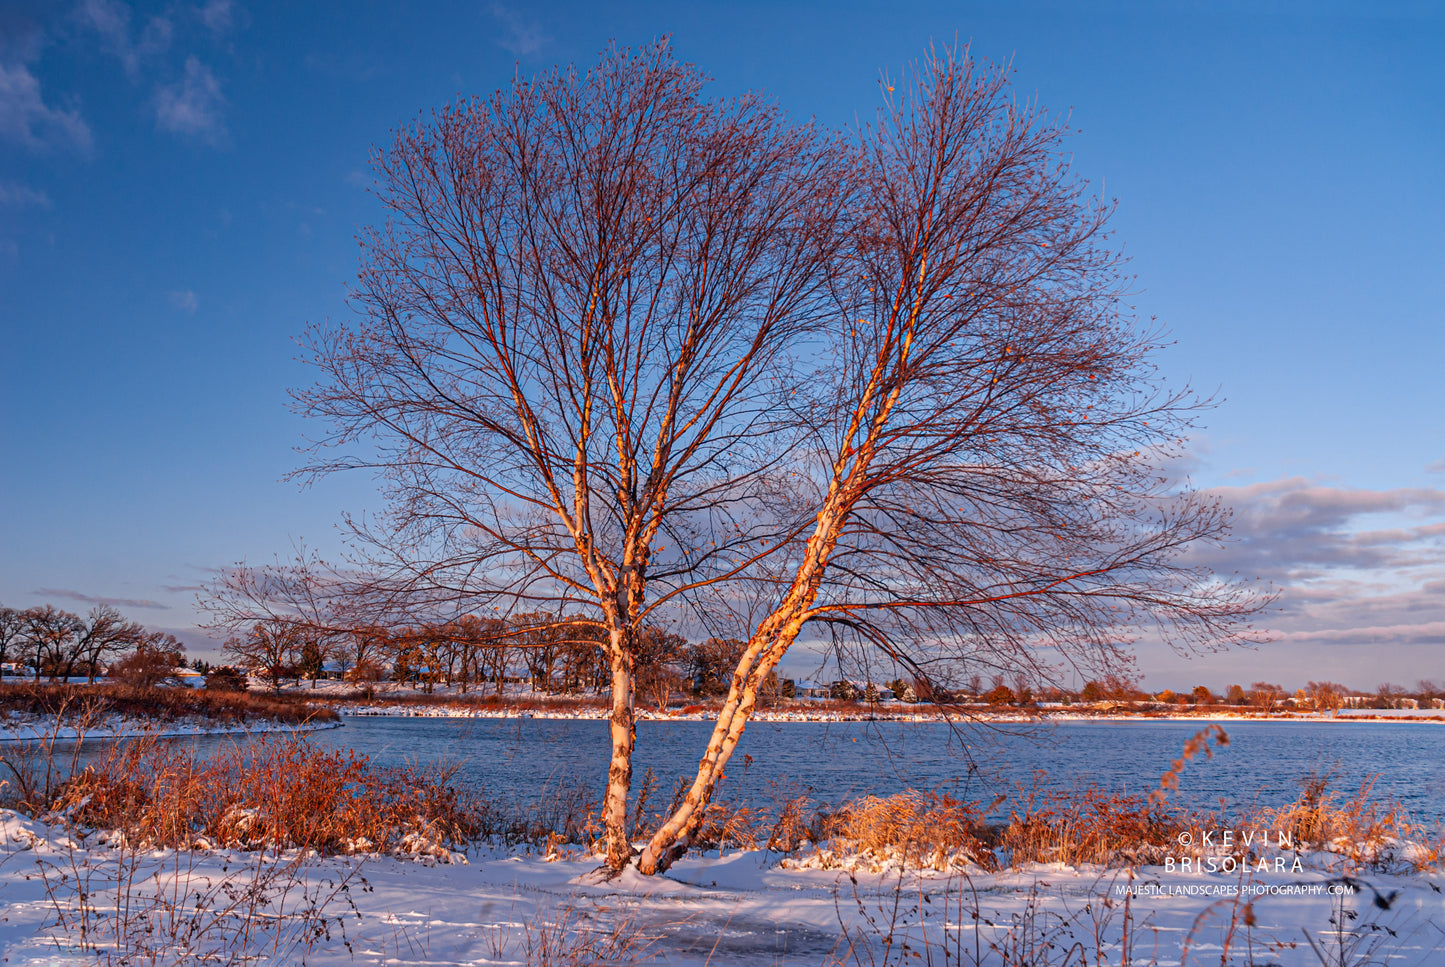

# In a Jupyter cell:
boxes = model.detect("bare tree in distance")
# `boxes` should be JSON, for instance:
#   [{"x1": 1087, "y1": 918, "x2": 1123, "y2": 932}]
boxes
[
  {"x1": 216, "y1": 42, "x2": 1271, "y2": 875},
  {"x1": 109, "y1": 631, "x2": 186, "y2": 688},
  {"x1": 0, "y1": 606, "x2": 25, "y2": 673},
  {"x1": 19, "y1": 605, "x2": 85, "y2": 683},
  {"x1": 75, "y1": 605, "x2": 145, "y2": 683},
  {"x1": 224, "y1": 619, "x2": 304, "y2": 694}
]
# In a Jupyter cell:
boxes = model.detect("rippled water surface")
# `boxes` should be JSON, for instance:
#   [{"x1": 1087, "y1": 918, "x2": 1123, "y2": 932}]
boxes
[{"x1": 304, "y1": 716, "x2": 1445, "y2": 822}]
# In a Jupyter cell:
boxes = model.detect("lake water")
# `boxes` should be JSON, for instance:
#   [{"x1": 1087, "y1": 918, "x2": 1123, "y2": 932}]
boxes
[{"x1": 297, "y1": 716, "x2": 1445, "y2": 823}]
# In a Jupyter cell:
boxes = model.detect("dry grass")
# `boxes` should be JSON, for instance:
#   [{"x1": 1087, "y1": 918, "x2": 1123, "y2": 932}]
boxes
[
  {"x1": 808, "y1": 791, "x2": 995, "y2": 872},
  {"x1": 796, "y1": 787, "x2": 1187, "y2": 873},
  {"x1": 1260, "y1": 771, "x2": 1443, "y2": 871},
  {"x1": 48, "y1": 733, "x2": 480, "y2": 859},
  {"x1": 997, "y1": 787, "x2": 1190, "y2": 868},
  {"x1": 795, "y1": 769, "x2": 1444, "y2": 876},
  {"x1": 0, "y1": 681, "x2": 333, "y2": 726}
]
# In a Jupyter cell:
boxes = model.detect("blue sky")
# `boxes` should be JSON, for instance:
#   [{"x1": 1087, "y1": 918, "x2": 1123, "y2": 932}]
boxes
[{"x1": 2, "y1": 0, "x2": 1442, "y2": 691}]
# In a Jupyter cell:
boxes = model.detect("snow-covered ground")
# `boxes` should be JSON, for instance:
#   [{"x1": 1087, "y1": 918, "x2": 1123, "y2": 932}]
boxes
[{"x1": 3, "y1": 810, "x2": 1441, "y2": 966}]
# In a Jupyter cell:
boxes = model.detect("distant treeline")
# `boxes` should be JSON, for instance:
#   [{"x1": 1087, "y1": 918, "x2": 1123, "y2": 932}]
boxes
[
  {"x1": 4, "y1": 600, "x2": 1437, "y2": 712},
  {"x1": 219, "y1": 612, "x2": 774, "y2": 703},
  {"x1": 0, "y1": 602, "x2": 186, "y2": 686}
]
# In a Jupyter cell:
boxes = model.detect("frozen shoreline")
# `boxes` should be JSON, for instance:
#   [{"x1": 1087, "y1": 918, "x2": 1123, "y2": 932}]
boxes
[
  {"x1": 0, "y1": 714, "x2": 343, "y2": 744},
  {"x1": 5, "y1": 701, "x2": 1438, "y2": 745}
]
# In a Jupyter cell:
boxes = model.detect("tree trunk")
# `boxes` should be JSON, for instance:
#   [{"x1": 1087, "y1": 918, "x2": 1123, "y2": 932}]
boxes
[
  {"x1": 601, "y1": 634, "x2": 637, "y2": 870},
  {"x1": 637, "y1": 501, "x2": 848, "y2": 875},
  {"x1": 637, "y1": 641, "x2": 786, "y2": 873}
]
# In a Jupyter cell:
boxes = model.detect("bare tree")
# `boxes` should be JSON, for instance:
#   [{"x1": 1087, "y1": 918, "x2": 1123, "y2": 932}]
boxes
[
  {"x1": 226, "y1": 43, "x2": 1271, "y2": 875},
  {"x1": 1249, "y1": 681, "x2": 1286, "y2": 713},
  {"x1": 20, "y1": 605, "x2": 85, "y2": 682},
  {"x1": 687, "y1": 637, "x2": 747, "y2": 696},
  {"x1": 635, "y1": 624, "x2": 688, "y2": 709},
  {"x1": 224, "y1": 620, "x2": 301, "y2": 694},
  {"x1": 291, "y1": 41, "x2": 848, "y2": 869},
  {"x1": 75, "y1": 605, "x2": 145, "y2": 682},
  {"x1": 0, "y1": 606, "x2": 24, "y2": 673},
  {"x1": 633, "y1": 49, "x2": 1269, "y2": 873},
  {"x1": 109, "y1": 632, "x2": 186, "y2": 688}
]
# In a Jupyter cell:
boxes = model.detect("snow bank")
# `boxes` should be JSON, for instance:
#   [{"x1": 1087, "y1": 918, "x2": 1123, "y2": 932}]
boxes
[{"x1": 3, "y1": 809, "x2": 1441, "y2": 965}]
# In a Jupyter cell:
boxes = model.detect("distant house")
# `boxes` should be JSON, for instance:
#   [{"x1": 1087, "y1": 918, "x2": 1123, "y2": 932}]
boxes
[
  {"x1": 792, "y1": 679, "x2": 832, "y2": 699},
  {"x1": 1430, "y1": 698, "x2": 1445, "y2": 710},
  {"x1": 1398, "y1": 697, "x2": 1420, "y2": 710}
]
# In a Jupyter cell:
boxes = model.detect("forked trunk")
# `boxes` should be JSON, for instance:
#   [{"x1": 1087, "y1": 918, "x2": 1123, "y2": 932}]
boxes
[
  {"x1": 636, "y1": 617, "x2": 798, "y2": 873},
  {"x1": 636, "y1": 499, "x2": 850, "y2": 874}
]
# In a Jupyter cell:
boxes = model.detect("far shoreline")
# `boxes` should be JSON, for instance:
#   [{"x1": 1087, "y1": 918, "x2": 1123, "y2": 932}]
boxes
[{"x1": 327, "y1": 702, "x2": 1445, "y2": 726}]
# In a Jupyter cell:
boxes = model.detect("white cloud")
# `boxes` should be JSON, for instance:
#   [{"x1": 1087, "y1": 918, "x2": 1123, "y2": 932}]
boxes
[
  {"x1": 1177, "y1": 475, "x2": 1445, "y2": 673},
  {"x1": 0, "y1": 60, "x2": 91, "y2": 151},
  {"x1": 154, "y1": 56, "x2": 225, "y2": 144},
  {"x1": 0, "y1": 180, "x2": 50, "y2": 207},
  {"x1": 76, "y1": 0, "x2": 171, "y2": 79},
  {"x1": 1190, "y1": 477, "x2": 1445, "y2": 580},
  {"x1": 169, "y1": 289, "x2": 199, "y2": 313},
  {"x1": 1273, "y1": 620, "x2": 1445, "y2": 647},
  {"x1": 197, "y1": 0, "x2": 233, "y2": 34},
  {"x1": 490, "y1": 4, "x2": 549, "y2": 57}
]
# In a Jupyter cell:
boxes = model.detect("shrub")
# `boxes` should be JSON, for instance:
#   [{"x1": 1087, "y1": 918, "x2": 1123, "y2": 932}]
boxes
[
  {"x1": 107, "y1": 638, "x2": 185, "y2": 688},
  {"x1": 204, "y1": 666, "x2": 248, "y2": 692}
]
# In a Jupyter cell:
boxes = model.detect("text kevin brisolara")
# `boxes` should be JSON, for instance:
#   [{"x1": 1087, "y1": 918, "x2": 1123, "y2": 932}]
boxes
[{"x1": 1167, "y1": 828, "x2": 1306, "y2": 873}]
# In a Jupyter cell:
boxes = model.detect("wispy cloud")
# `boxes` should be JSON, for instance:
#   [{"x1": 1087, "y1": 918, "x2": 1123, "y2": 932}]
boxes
[
  {"x1": 169, "y1": 289, "x2": 198, "y2": 312},
  {"x1": 0, "y1": 60, "x2": 92, "y2": 151},
  {"x1": 34, "y1": 588, "x2": 169, "y2": 610},
  {"x1": 1428, "y1": 455, "x2": 1445, "y2": 474},
  {"x1": 154, "y1": 56, "x2": 225, "y2": 144},
  {"x1": 197, "y1": 0, "x2": 234, "y2": 34},
  {"x1": 1273, "y1": 620, "x2": 1445, "y2": 647},
  {"x1": 0, "y1": 180, "x2": 50, "y2": 207},
  {"x1": 489, "y1": 4, "x2": 549, "y2": 57},
  {"x1": 76, "y1": 0, "x2": 172, "y2": 80},
  {"x1": 161, "y1": 584, "x2": 205, "y2": 593}
]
